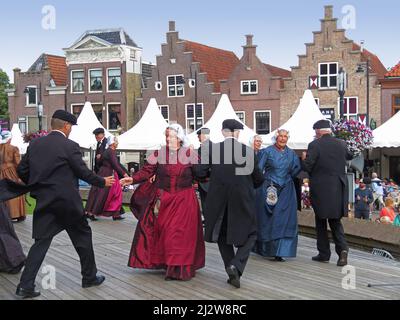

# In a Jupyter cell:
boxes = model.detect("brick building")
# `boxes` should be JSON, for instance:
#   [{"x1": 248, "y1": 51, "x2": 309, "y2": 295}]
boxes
[
  {"x1": 220, "y1": 35, "x2": 290, "y2": 134},
  {"x1": 380, "y1": 61, "x2": 400, "y2": 124},
  {"x1": 64, "y1": 28, "x2": 143, "y2": 132},
  {"x1": 280, "y1": 6, "x2": 387, "y2": 127},
  {"x1": 137, "y1": 21, "x2": 239, "y2": 133},
  {"x1": 6, "y1": 54, "x2": 67, "y2": 134}
]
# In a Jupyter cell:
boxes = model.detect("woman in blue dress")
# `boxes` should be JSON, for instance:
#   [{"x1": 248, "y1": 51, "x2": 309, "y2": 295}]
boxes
[{"x1": 253, "y1": 129, "x2": 301, "y2": 261}]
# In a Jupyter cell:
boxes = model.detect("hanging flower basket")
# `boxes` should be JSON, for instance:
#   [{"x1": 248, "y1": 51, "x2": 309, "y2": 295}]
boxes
[
  {"x1": 23, "y1": 130, "x2": 49, "y2": 143},
  {"x1": 332, "y1": 119, "x2": 373, "y2": 157}
]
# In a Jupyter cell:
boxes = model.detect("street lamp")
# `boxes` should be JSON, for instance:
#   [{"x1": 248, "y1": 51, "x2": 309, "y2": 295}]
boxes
[
  {"x1": 37, "y1": 103, "x2": 43, "y2": 131},
  {"x1": 337, "y1": 67, "x2": 347, "y2": 119},
  {"x1": 356, "y1": 58, "x2": 370, "y2": 127},
  {"x1": 194, "y1": 70, "x2": 199, "y2": 131}
]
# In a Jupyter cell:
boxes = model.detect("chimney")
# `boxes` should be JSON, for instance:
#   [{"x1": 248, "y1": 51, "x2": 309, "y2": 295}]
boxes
[
  {"x1": 324, "y1": 5, "x2": 333, "y2": 19},
  {"x1": 243, "y1": 35, "x2": 257, "y2": 70},
  {"x1": 360, "y1": 40, "x2": 365, "y2": 52},
  {"x1": 246, "y1": 35, "x2": 253, "y2": 47},
  {"x1": 13, "y1": 68, "x2": 21, "y2": 91},
  {"x1": 169, "y1": 21, "x2": 175, "y2": 32},
  {"x1": 243, "y1": 35, "x2": 257, "y2": 49}
]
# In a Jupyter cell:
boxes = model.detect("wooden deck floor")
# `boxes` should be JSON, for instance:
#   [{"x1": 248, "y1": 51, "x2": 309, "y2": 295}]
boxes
[{"x1": 1, "y1": 215, "x2": 400, "y2": 300}]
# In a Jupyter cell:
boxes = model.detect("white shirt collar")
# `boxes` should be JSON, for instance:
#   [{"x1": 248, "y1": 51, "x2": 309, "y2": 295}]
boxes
[{"x1": 52, "y1": 130, "x2": 66, "y2": 138}]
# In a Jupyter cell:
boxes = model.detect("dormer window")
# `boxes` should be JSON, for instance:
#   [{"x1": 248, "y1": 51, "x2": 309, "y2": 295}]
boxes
[{"x1": 241, "y1": 80, "x2": 258, "y2": 95}]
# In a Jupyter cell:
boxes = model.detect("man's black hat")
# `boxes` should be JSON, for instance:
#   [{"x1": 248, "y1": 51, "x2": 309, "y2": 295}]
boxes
[
  {"x1": 197, "y1": 128, "x2": 210, "y2": 136},
  {"x1": 52, "y1": 110, "x2": 77, "y2": 125},
  {"x1": 313, "y1": 119, "x2": 331, "y2": 130},
  {"x1": 222, "y1": 119, "x2": 244, "y2": 131},
  {"x1": 93, "y1": 128, "x2": 105, "y2": 135}
]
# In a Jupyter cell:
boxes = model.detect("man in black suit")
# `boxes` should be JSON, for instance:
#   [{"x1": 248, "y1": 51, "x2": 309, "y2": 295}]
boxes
[
  {"x1": 302, "y1": 120, "x2": 353, "y2": 267},
  {"x1": 93, "y1": 128, "x2": 107, "y2": 174},
  {"x1": 15, "y1": 110, "x2": 115, "y2": 298},
  {"x1": 194, "y1": 120, "x2": 264, "y2": 289}
]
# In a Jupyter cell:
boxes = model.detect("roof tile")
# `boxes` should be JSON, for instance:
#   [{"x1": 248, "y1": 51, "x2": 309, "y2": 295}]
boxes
[
  {"x1": 184, "y1": 41, "x2": 239, "y2": 92},
  {"x1": 45, "y1": 54, "x2": 67, "y2": 86},
  {"x1": 385, "y1": 61, "x2": 400, "y2": 78}
]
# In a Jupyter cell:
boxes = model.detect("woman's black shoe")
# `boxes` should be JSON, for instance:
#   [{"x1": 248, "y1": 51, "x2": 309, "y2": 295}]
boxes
[{"x1": 274, "y1": 257, "x2": 286, "y2": 262}]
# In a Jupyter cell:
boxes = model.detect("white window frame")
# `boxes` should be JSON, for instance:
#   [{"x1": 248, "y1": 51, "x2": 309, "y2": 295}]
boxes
[
  {"x1": 236, "y1": 111, "x2": 246, "y2": 124},
  {"x1": 106, "y1": 102, "x2": 122, "y2": 131},
  {"x1": 167, "y1": 74, "x2": 185, "y2": 98},
  {"x1": 71, "y1": 70, "x2": 85, "y2": 94},
  {"x1": 337, "y1": 96, "x2": 359, "y2": 120},
  {"x1": 318, "y1": 62, "x2": 338, "y2": 89},
  {"x1": 185, "y1": 103, "x2": 204, "y2": 132},
  {"x1": 106, "y1": 68, "x2": 122, "y2": 93},
  {"x1": 253, "y1": 110, "x2": 272, "y2": 135},
  {"x1": 159, "y1": 105, "x2": 170, "y2": 123},
  {"x1": 88, "y1": 68, "x2": 103, "y2": 93},
  {"x1": 25, "y1": 85, "x2": 38, "y2": 107},
  {"x1": 18, "y1": 117, "x2": 27, "y2": 135},
  {"x1": 70, "y1": 103, "x2": 85, "y2": 117},
  {"x1": 241, "y1": 80, "x2": 258, "y2": 95}
]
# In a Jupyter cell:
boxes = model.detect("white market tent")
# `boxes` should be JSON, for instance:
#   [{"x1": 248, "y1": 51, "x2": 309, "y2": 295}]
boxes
[
  {"x1": 117, "y1": 98, "x2": 168, "y2": 151},
  {"x1": 187, "y1": 94, "x2": 256, "y2": 148},
  {"x1": 69, "y1": 101, "x2": 113, "y2": 149},
  {"x1": 10, "y1": 123, "x2": 29, "y2": 154},
  {"x1": 372, "y1": 111, "x2": 400, "y2": 148},
  {"x1": 261, "y1": 90, "x2": 325, "y2": 150}
]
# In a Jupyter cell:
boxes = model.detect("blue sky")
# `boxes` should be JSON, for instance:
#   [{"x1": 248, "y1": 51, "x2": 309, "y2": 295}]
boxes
[{"x1": 1, "y1": 0, "x2": 399, "y2": 82}]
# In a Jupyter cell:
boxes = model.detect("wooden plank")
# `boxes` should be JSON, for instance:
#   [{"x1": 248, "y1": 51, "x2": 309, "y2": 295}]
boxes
[{"x1": 1, "y1": 215, "x2": 400, "y2": 300}]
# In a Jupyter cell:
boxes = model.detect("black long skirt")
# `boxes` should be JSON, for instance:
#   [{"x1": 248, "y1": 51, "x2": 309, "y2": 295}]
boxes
[{"x1": 0, "y1": 202, "x2": 26, "y2": 273}]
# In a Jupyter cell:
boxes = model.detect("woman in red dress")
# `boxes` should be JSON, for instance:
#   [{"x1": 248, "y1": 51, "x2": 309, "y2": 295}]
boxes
[{"x1": 121, "y1": 124, "x2": 205, "y2": 281}]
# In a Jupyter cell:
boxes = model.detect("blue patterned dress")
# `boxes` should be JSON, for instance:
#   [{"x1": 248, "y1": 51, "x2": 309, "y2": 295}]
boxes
[{"x1": 253, "y1": 145, "x2": 301, "y2": 258}]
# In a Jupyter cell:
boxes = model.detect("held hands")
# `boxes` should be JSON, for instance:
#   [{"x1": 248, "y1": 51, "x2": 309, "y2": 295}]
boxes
[
  {"x1": 104, "y1": 176, "x2": 115, "y2": 187},
  {"x1": 149, "y1": 175, "x2": 156, "y2": 184},
  {"x1": 96, "y1": 154, "x2": 101, "y2": 160},
  {"x1": 120, "y1": 177, "x2": 133, "y2": 187},
  {"x1": 301, "y1": 152, "x2": 307, "y2": 161}
]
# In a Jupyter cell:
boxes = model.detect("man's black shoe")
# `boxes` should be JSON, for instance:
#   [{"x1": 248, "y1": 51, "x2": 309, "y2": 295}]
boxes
[
  {"x1": 112, "y1": 216, "x2": 125, "y2": 221},
  {"x1": 337, "y1": 250, "x2": 348, "y2": 267},
  {"x1": 82, "y1": 275, "x2": 105, "y2": 288},
  {"x1": 312, "y1": 255, "x2": 330, "y2": 263},
  {"x1": 15, "y1": 285, "x2": 41, "y2": 299},
  {"x1": 225, "y1": 265, "x2": 240, "y2": 289}
]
